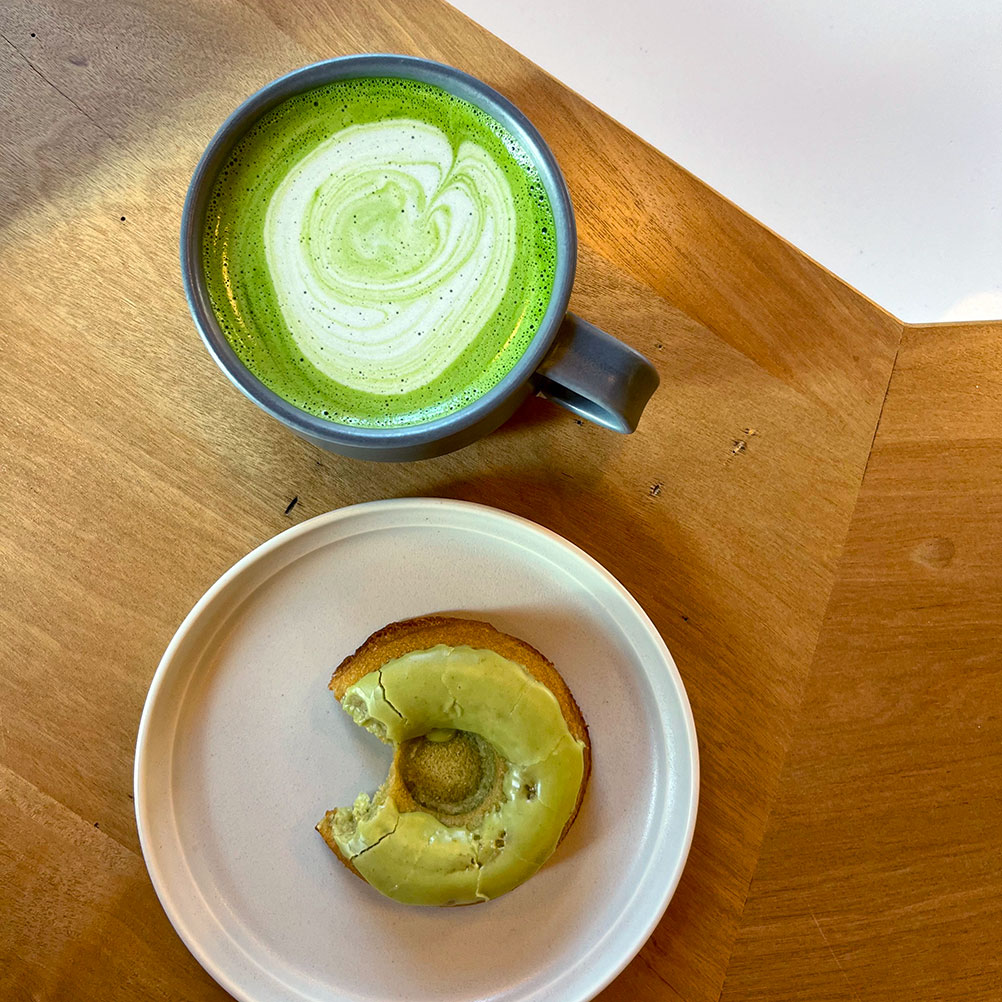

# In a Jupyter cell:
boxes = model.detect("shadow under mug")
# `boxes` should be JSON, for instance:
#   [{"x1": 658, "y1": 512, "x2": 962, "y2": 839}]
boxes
[{"x1": 181, "y1": 54, "x2": 659, "y2": 461}]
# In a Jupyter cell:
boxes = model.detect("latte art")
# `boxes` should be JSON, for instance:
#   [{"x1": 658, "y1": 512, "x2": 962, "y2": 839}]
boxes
[
  {"x1": 202, "y1": 77, "x2": 558, "y2": 428},
  {"x1": 264, "y1": 120, "x2": 517, "y2": 394}
]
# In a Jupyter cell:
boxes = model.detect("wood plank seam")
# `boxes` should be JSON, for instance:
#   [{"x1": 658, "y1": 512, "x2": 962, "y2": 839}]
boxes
[{"x1": 0, "y1": 29, "x2": 113, "y2": 139}]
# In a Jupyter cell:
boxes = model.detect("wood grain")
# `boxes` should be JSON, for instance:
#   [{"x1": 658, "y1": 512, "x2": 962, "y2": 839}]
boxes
[
  {"x1": 0, "y1": 765, "x2": 225, "y2": 1000},
  {"x1": 1, "y1": 0, "x2": 994, "y2": 999},
  {"x1": 722, "y1": 323, "x2": 1002, "y2": 1001}
]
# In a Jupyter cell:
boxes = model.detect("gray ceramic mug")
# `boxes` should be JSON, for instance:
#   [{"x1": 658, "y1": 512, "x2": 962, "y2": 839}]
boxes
[{"x1": 181, "y1": 55, "x2": 659, "y2": 461}]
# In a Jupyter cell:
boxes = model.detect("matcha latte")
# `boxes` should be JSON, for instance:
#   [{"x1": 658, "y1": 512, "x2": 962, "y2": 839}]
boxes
[{"x1": 202, "y1": 77, "x2": 559, "y2": 428}]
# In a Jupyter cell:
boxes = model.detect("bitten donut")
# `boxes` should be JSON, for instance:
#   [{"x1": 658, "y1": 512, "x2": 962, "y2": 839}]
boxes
[{"x1": 316, "y1": 616, "x2": 591, "y2": 906}]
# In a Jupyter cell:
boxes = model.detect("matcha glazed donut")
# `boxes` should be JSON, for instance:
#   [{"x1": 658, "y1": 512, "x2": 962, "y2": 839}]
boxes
[{"x1": 317, "y1": 616, "x2": 591, "y2": 906}]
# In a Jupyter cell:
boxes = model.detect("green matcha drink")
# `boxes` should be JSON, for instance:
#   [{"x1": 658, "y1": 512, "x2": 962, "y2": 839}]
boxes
[{"x1": 202, "y1": 77, "x2": 559, "y2": 428}]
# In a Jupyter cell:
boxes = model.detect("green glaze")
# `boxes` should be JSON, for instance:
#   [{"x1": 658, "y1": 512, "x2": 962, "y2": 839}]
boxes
[
  {"x1": 329, "y1": 645, "x2": 586, "y2": 905},
  {"x1": 202, "y1": 77, "x2": 559, "y2": 428}
]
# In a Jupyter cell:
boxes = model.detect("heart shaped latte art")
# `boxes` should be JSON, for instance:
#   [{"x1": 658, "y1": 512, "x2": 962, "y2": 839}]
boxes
[{"x1": 264, "y1": 119, "x2": 518, "y2": 395}]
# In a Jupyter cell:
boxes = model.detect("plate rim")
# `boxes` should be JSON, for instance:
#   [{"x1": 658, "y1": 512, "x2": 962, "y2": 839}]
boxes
[{"x1": 134, "y1": 497, "x2": 699, "y2": 1002}]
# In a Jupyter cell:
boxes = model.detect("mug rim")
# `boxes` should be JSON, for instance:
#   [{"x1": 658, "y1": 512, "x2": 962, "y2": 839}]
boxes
[{"x1": 180, "y1": 53, "x2": 578, "y2": 452}]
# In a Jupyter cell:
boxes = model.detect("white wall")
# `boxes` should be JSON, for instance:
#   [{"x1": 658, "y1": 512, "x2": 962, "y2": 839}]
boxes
[{"x1": 452, "y1": 0, "x2": 1002, "y2": 322}]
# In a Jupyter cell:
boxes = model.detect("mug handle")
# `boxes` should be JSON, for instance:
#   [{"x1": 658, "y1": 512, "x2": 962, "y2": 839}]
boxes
[{"x1": 531, "y1": 313, "x2": 660, "y2": 433}]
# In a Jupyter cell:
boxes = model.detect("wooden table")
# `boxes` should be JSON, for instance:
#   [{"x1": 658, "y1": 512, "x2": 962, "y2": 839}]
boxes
[{"x1": 1, "y1": 1, "x2": 998, "y2": 999}]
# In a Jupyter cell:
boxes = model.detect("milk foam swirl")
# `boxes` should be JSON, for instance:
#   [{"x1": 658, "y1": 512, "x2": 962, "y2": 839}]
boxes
[{"x1": 264, "y1": 119, "x2": 518, "y2": 395}]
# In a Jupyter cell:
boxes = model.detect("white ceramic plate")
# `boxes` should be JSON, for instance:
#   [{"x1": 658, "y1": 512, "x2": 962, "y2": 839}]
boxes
[{"x1": 135, "y1": 498, "x2": 698, "y2": 1002}]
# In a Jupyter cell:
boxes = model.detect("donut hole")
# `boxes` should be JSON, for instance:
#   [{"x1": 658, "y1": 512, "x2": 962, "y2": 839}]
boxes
[{"x1": 398, "y1": 729, "x2": 500, "y2": 819}]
